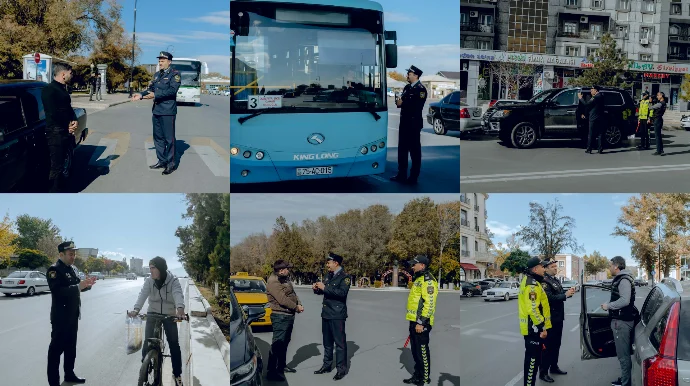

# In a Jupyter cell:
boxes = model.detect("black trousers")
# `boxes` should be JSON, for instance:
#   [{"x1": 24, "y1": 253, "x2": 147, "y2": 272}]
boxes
[
  {"x1": 586, "y1": 120, "x2": 603, "y2": 151},
  {"x1": 397, "y1": 126, "x2": 422, "y2": 181},
  {"x1": 654, "y1": 118, "x2": 664, "y2": 153},
  {"x1": 142, "y1": 318, "x2": 182, "y2": 377},
  {"x1": 47, "y1": 321, "x2": 78, "y2": 385},
  {"x1": 152, "y1": 114, "x2": 177, "y2": 167},
  {"x1": 46, "y1": 127, "x2": 70, "y2": 192},
  {"x1": 268, "y1": 313, "x2": 295, "y2": 374},
  {"x1": 409, "y1": 321, "x2": 432, "y2": 380},
  {"x1": 523, "y1": 334, "x2": 543, "y2": 386},
  {"x1": 322, "y1": 318, "x2": 347, "y2": 373},
  {"x1": 540, "y1": 320, "x2": 564, "y2": 373}
]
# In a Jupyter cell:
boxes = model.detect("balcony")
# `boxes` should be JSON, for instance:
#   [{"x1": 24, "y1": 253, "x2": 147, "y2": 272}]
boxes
[
  {"x1": 460, "y1": 0, "x2": 497, "y2": 8},
  {"x1": 460, "y1": 22, "x2": 494, "y2": 36},
  {"x1": 475, "y1": 225, "x2": 480, "y2": 232},
  {"x1": 474, "y1": 205, "x2": 480, "y2": 212},
  {"x1": 669, "y1": 33, "x2": 690, "y2": 44},
  {"x1": 461, "y1": 219, "x2": 470, "y2": 227},
  {"x1": 556, "y1": 28, "x2": 607, "y2": 40},
  {"x1": 668, "y1": 52, "x2": 689, "y2": 61},
  {"x1": 475, "y1": 251, "x2": 494, "y2": 263},
  {"x1": 461, "y1": 196, "x2": 471, "y2": 205}
]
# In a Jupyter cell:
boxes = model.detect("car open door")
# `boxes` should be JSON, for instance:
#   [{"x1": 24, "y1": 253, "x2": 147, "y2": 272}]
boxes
[{"x1": 580, "y1": 272, "x2": 618, "y2": 360}]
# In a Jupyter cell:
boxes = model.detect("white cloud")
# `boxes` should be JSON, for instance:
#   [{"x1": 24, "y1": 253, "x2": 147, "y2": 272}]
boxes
[
  {"x1": 395, "y1": 44, "x2": 459, "y2": 76},
  {"x1": 101, "y1": 250, "x2": 127, "y2": 260},
  {"x1": 136, "y1": 30, "x2": 229, "y2": 47},
  {"x1": 183, "y1": 11, "x2": 230, "y2": 26},
  {"x1": 198, "y1": 54, "x2": 230, "y2": 76},
  {"x1": 384, "y1": 12, "x2": 418, "y2": 23},
  {"x1": 486, "y1": 220, "x2": 519, "y2": 238}
]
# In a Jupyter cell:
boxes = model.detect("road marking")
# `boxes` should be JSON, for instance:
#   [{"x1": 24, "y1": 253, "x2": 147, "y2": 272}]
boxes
[
  {"x1": 587, "y1": 296, "x2": 594, "y2": 300},
  {"x1": 460, "y1": 328, "x2": 482, "y2": 335},
  {"x1": 88, "y1": 132, "x2": 130, "y2": 168},
  {"x1": 0, "y1": 319, "x2": 40, "y2": 335},
  {"x1": 566, "y1": 313, "x2": 579, "y2": 316},
  {"x1": 504, "y1": 372, "x2": 523, "y2": 386},
  {"x1": 368, "y1": 174, "x2": 389, "y2": 183},
  {"x1": 145, "y1": 136, "x2": 158, "y2": 169},
  {"x1": 451, "y1": 325, "x2": 461, "y2": 329},
  {"x1": 571, "y1": 323, "x2": 580, "y2": 332},
  {"x1": 189, "y1": 138, "x2": 230, "y2": 178},
  {"x1": 462, "y1": 311, "x2": 517, "y2": 329},
  {"x1": 483, "y1": 334, "x2": 522, "y2": 343},
  {"x1": 462, "y1": 163, "x2": 690, "y2": 184}
]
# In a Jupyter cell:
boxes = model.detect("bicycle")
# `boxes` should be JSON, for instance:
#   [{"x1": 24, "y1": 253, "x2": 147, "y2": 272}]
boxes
[{"x1": 130, "y1": 311, "x2": 189, "y2": 386}]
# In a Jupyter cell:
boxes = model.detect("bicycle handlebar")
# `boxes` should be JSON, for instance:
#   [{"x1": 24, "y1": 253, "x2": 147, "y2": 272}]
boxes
[{"x1": 127, "y1": 310, "x2": 189, "y2": 322}]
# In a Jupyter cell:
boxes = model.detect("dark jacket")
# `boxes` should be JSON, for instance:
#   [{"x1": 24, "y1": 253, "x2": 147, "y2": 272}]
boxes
[
  {"x1": 542, "y1": 274, "x2": 566, "y2": 322},
  {"x1": 314, "y1": 268, "x2": 351, "y2": 320},
  {"x1": 143, "y1": 66, "x2": 182, "y2": 116},
  {"x1": 649, "y1": 100, "x2": 667, "y2": 122},
  {"x1": 398, "y1": 81, "x2": 428, "y2": 130},
  {"x1": 42, "y1": 80, "x2": 77, "y2": 130},
  {"x1": 579, "y1": 92, "x2": 605, "y2": 122},
  {"x1": 266, "y1": 273, "x2": 302, "y2": 315},
  {"x1": 89, "y1": 76, "x2": 96, "y2": 86},
  {"x1": 608, "y1": 270, "x2": 636, "y2": 321},
  {"x1": 47, "y1": 259, "x2": 89, "y2": 324},
  {"x1": 96, "y1": 76, "x2": 102, "y2": 87}
]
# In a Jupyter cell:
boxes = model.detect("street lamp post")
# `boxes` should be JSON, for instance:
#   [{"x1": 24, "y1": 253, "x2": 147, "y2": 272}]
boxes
[
  {"x1": 128, "y1": 0, "x2": 138, "y2": 97},
  {"x1": 657, "y1": 208, "x2": 661, "y2": 283}
]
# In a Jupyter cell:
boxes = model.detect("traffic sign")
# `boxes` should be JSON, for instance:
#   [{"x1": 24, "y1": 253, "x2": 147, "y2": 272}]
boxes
[{"x1": 34, "y1": 52, "x2": 40, "y2": 64}]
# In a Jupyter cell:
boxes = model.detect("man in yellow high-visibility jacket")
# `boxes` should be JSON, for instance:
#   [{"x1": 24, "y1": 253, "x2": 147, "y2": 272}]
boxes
[
  {"x1": 403, "y1": 255, "x2": 438, "y2": 385},
  {"x1": 637, "y1": 91, "x2": 652, "y2": 150},
  {"x1": 519, "y1": 257, "x2": 552, "y2": 386}
]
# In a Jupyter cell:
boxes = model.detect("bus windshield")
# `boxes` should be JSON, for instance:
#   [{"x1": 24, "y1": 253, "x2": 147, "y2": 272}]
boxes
[
  {"x1": 231, "y1": 3, "x2": 386, "y2": 114},
  {"x1": 171, "y1": 60, "x2": 202, "y2": 87}
]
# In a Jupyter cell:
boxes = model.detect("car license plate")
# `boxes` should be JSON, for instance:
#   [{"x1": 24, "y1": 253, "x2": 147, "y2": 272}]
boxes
[
  {"x1": 487, "y1": 292, "x2": 494, "y2": 295},
  {"x1": 297, "y1": 166, "x2": 333, "y2": 176}
]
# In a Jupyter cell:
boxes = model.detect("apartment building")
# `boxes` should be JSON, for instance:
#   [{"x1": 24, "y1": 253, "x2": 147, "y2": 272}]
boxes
[{"x1": 460, "y1": 193, "x2": 492, "y2": 280}]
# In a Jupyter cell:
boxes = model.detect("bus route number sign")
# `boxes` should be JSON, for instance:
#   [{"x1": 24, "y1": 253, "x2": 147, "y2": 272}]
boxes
[{"x1": 248, "y1": 95, "x2": 282, "y2": 109}]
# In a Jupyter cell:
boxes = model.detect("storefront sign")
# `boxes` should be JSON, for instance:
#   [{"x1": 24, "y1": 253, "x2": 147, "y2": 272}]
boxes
[
  {"x1": 644, "y1": 72, "x2": 670, "y2": 79},
  {"x1": 460, "y1": 49, "x2": 690, "y2": 74}
]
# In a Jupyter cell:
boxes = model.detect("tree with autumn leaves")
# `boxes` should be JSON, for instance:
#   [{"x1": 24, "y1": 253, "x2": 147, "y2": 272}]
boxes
[{"x1": 230, "y1": 197, "x2": 462, "y2": 288}]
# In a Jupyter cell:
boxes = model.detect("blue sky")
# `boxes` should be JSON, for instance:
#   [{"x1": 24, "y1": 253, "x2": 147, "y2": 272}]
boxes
[
  {"x1": 119, "y1": 0, "x2": 229, "y2": 75},
  {"x1": 485, "y1": 194, "x2": 641, "y2": 268},
  {"x1": 1, "y1": 194, "x2": 191, "y2": 272}
]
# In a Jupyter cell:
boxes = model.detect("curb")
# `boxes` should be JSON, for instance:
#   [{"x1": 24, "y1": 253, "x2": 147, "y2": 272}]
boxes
[{"x1": 72, "y1": 99, "x2": 131, "y2": 110}]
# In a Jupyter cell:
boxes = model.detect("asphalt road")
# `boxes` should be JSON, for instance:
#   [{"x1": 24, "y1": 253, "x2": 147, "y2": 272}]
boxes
[
  {"x1": 460, "y1": 129, "x2": 690, "y2": 192},
  {"x1": 66, "y1": 95, "x2": 229, "y2": 193},
  {"x1": 231, "y1": 98, "x2": 460, "y2": 193},
  {"x1": 249, "y1": 288, "x2": 460, "y2": 386},
  {"x1": 459, "y1": 284, "x2": 651, "y2": 386},
  {"x1": 0, "y1": 277, "x2": 190, "y2": 386}
]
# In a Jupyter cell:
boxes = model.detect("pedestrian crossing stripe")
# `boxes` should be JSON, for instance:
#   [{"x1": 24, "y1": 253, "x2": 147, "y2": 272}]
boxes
[{"x1": 88, "y1": 132, "x2": 131, "y2": 169}]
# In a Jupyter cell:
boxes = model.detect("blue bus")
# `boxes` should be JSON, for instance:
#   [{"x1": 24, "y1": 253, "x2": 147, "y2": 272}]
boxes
[{"x1": 230, "y1": 0, "x2": 398, "y2": 183}]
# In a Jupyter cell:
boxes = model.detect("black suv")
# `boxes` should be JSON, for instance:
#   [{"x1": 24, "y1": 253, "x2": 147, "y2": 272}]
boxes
[
  {"x1": 485, "y1": 86, "x2": 636, "y2": 149},
  {"x1": 0, "y1": 80, "x2": 88, "y2": 192},
  {"x1": 230, "y1": 287, "x2": 265, "y2": 386}
]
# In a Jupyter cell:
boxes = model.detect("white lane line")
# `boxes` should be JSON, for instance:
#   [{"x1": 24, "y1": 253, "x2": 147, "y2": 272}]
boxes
[
  {"x1": 191, "y1": 145, "x2": 230, "y2": 178},
  {"x1": 483, "y1": 335, "x2": 522, "y2": 343},
  {"x1": 88, "y1": 137, "x2": 118, "y2": 167},
  {"x1": 587, "y1": 296, "x2": 594, "y2": 300},
  {"x1": 570, "y1": 323, "x2": 580, "y2": 332},
  {"x1": 504, "y1": 372, "x2": 523, "y2": 386},
  {"x1": 0, "y1": 319, "x2": 40, "y2": 335},
  {"x1": 462, "y1": 163, "x2": 690, "y2": 184},
  {"x1": 144, "y1": 140, "x2": 158, "y2": 170},
  {"x1": 451, "y1": 325, "x2": 461, "y2": 329},
  {"x1": 460, "y1": 328, "x2": 483, "y2": 335},
  {"x1": 461, "y1": 311, "x2": 517, "y2": 329},
  {"x1": 566, "y1": 313, "x2": 579, "y2": 316}
]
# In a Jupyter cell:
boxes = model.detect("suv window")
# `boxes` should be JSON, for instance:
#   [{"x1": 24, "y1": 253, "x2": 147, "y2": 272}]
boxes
[
  {"x1": 601, "y1": 91, "x2": 624, "y2": 106},
  {"x1": 448, "y1": 92, "x2": 460, "y2": 105},
  {"x1": 649, "y1": 306, "x2": 669, "y2": 350},
  {"x1": 0, "y1": 97, "x2": 27, "y2": 134},
  {"x1": 642, "y1": 287, "x2": 664, "y2": 325},
  {"x1": 25, "y1": 88, "x2": 45, "y2": 121},
  {"x1": 552, "y1": 90, "x2": 578, "y2": 106}
]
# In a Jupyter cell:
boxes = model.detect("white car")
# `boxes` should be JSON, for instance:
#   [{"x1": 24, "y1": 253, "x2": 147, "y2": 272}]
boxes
[
  {"x1": 0, "y1": 270, "x2": 50, "y2": 296},
  {"x1": 682, "y1": 114, "x2": 690, "y2": 130},
  {"x1": 483, "y1": 281, "x2": 519, "y2": 301},
  {"x1": 561, "y1": 280, "x2": 579, "y2": 292},
  {"x1": 90, "y1": 272, "x2": 105, "y2": 280}
]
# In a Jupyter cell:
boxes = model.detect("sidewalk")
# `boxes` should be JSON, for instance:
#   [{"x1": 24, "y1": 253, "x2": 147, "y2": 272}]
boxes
[{"x1": 71, "y1": 92, "x2": 132, "y2": 110}]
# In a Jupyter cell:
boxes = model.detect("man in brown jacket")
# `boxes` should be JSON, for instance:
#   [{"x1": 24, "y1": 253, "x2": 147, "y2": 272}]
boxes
[{"x1": 266, "y1": 260, "x2": 304, "y2": 381}]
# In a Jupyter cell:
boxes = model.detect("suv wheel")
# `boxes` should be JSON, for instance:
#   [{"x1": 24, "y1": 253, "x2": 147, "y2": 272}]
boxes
[
  {"x1": 605, "y1": 125, "x2": 623, "y2": 147},
  {"x1": 511, "y1": 123, "x2": 537, "y2": 148},
  {"x1": 433, "y1": 118, "x2": 447, "y2": 135}
]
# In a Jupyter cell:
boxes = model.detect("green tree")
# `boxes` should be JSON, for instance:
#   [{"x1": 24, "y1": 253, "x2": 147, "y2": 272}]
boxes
[
  {"x1": 0, "y1": 213, "x2": 18, "y2": 267},
  {"x1": 436, "y1": 201, "x2": 460, "y2": 288},
  {"x1": 567, "y1": 33, "x2": 632, "y2": 88},
  {"x1": 500, "y1": 249, "x2": 531, "y2": 276},
  {"x1": 14, "y1": 215, "x2": 61, "y2": 251},
  {"x1": 516, "y1": 199, "x2": 584, "y2": 261},
  {"x1": 16, "y1": 248, "x2": 51, "y2": 270},
  {"x1": 584, "y1": 250, "x2": 609, "y2": 277},
  {"x1": 209, "y1": 194, "x2": 230, "y2": 284},
  {"x1": 388, "y1": 197, "x2": 439, "y2": 261},
  {"x1": 85, "y1": 256, "x2": 104, "y2": 273}
]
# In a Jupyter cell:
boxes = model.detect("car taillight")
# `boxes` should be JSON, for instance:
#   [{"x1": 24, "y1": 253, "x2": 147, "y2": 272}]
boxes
[
  {"x1": 18, "y1": 280, "x2": 25, "y2": 285},
  {"x1": 643, "y1": 302, "x2": 679, "y2": 386},
  {"x1": 489, "y1": 100, "x2": 497, "y2": 107},
  {"x1": 475, "y1": 285, "x2": 480, "y2": 289},
  {"x1": 460, "y1": 108, "x2": 470, "y2": 118}
]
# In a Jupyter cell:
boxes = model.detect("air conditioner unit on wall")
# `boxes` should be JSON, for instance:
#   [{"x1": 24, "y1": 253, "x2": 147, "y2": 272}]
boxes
[
  {"x1": 641, "y1": 38, "x2": 649, "y2": 45},
  {"x1": 470, "y1": 11, "x2": 479, "y2": 17},
  {"x1": 580, "y1": 16, "x2": 589, "y2": 23}
]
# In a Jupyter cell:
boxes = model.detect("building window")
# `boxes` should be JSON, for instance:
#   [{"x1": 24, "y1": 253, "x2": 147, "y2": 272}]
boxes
[
  {"x1": 564, "y1": 21, "x2": 578, "y2": 35},
  {"x1": 461, "y1": 13, "x2": 468, "y2": 24},
  {"x1": 672, "y1": 4, "x2": 682, "y2": 15},
  {"x1": 616, "y1": 25, "x2": 629, "y2": 39},
  {"x1": 670, "y1": 25, "x2": 681, "y2": 36},
  {"x1": 587, "y1": 47, "x2": 598, "y2": 57},
  {"x1": 617, "y1": 0, "x2": 630, "y2": 11},
  {"x1": 478, "y1": 40, "x2": 491, "y2": 50},
  {"x1": 480, "y1": 14, "x2": 493, "y2": 26},
  {"x1": 590, "y1": 23, "x2": 603, "y2": 38},
  {"x1": 462, "y1": 236, "x2": 469, "y2": 252},
  {"x1": 642, "y1": 0, "x2": 655, "y2": 13},
  {"x1": 565, "y1": 46, "x2": 580, "y2": 56},
  {"x1": 474, "y1": 216, "x2": 479, "y2": 231},
  {"x1": 565, "y1": 0, "x2": 578, "y2": 6},
  {"x1": 592, "y1": 0, "x2": 604, "y2": 9},
  {"x1": 475, "y1": 240, "x2": 479, "y2": 251},
  {"x1": 461, "y1": 210, "x2": 468, "y2": 226},
  {"x1": 640, "y1": 54, "x2": 652, "y2": 61},
  {"x1": 641, "y1": 27, "x2": 654, "y2": 40},
  {"x1": 559, "y1": 261, "x2": 565, "y2": 267}
]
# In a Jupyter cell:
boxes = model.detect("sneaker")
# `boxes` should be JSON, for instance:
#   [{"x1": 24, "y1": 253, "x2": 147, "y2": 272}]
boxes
[
  {"x1": 611, "y1": 378, "x2": 622, "y2": 386},
  {"x1": 174, "y1": 376, "x2": 183, "y2": 386}
]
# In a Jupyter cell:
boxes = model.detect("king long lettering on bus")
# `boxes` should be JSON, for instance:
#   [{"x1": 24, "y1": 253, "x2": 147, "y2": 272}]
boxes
[{"x1": 293, "y1": 153, "x2": 340, "y2": 161}]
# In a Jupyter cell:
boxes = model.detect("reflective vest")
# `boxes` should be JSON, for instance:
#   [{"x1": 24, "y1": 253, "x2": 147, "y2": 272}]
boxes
[
  {"x1": 639, "y1": 99, "x2": 650, "y2": 120},
  {"x1": 406, "y1": 271, "x2": 438, "y2": 326},
  {"x1": 518, "y1": 274, "x2": 552, "y2": 336}
]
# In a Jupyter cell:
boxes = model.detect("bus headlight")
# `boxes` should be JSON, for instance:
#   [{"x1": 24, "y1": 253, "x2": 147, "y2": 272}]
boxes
[
  {"x1": 379, "y1": 141, "x2": 385, "y2": 148},
  {"x1": 243, "y1": 151, "x2": 252, "y2": 158},
  {"x1": 241, "y1": 170, "x2": 250, "y2": 177},
  {"x1": 360, "y1": 146, "x2": 368, "y2": 155},
  {"x1": 230, "y1": 147, "x2": 239, "y2": 156},
  {"x1": 256, "y1": 151, "x2": 264, "y2": 160},
  {"x1": 371, "y1": 145, "x2": 377, "y2": 152}
]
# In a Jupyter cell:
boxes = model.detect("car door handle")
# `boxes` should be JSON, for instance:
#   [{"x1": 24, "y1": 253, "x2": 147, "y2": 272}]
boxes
[{"x1": 566, "y1": 110, "x2": 575, "y2": 113}]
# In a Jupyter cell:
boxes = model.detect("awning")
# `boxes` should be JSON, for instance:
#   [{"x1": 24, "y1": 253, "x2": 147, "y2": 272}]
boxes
[{"x1": 460, "y1": 263, "x2": 479, "y2": 271}]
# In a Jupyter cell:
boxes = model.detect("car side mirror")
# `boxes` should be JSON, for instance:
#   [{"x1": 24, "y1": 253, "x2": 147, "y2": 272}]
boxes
[
  {"x1": 385, "y1": 43, "x2": 398, "y2": 69},
  {"x1": 0, "y1": 131, "x2": 4, "y2": 144},
  {"x1": 244, "y1": 305, "x2": 266, "y2": 324}
]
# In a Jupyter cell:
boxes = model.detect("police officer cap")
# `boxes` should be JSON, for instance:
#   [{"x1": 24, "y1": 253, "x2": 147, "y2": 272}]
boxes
[
  {"x1": 273, "y1": 259, "x2": 293, "y2": 270},
  {"x1": 541, "y1": 259, "x2": 557, "y2": 267},
  {"x1": 157, "y1": 51, "x2": 173, "y2": 60},
  {"x1": 525, "y1": 257, "x2": 542, "y2": 270},
  {"x1": 408, "y1": 254, "x2": 430, "y2": 266},
  {"x1": 406, "y1": 65, "x2": 423, "y2": 77},
  {"x1": 58, "y1": 241, "x2": 77, "y2": 252},
  {"x1": 327, "y1": 252, "x2": 343, "y2": 264}
]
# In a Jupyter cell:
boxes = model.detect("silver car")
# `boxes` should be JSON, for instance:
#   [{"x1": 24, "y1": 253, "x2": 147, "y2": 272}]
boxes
[
  {"x1": 581, "y1": 277, "x2": 687, "y2": 385},
  {"x1": 460, "y1": 101, "x2": 482, "y2": 133}
]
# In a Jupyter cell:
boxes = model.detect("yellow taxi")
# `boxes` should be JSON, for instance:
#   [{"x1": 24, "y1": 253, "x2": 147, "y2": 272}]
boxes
[{"x1": 229, "y1": 272, "x2": 272, "y2": 327}]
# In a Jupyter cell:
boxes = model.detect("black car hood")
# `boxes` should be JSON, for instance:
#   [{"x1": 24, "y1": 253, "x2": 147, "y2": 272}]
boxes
[
  {"x1": 230, "y1": 318, "x2": 250, "y2": 371},
  {"x1": 499, "y1": 102, "x2": 539, "y2": 110}
]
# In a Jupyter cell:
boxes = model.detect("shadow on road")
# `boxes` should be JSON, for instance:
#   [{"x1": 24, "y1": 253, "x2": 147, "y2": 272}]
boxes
[
  {"x1": 438, "y1": 372, "x2": 460, "y2": 386},
  {"x1": 174, "y1": 140, "x2": 192, "y2": 166},
  {"x1": 68, "y1": 144, "x2": 112, "y2": 192},
  {"x1": 398, "y1": 347, "x2": 415, "y2": 377},
  {"x1": 0, "y1": 292, "x2": 50, "y2": 301},
  {"x1": 286, "y1": 342, "x2": 320, "y2": 368},
  {"x1": 346, "y1": 340, "x2": 360, "y2": 371}
]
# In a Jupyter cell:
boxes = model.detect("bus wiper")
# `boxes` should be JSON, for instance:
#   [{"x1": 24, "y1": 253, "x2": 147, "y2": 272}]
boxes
[{"x1": 237, "y1": 106, "x2": 296, "y2": 124}]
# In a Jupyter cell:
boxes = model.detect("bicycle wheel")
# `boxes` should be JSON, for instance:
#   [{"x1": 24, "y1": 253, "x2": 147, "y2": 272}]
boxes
[{"x1": 138, "y1": 349, "x2": 161, "y2": 386}]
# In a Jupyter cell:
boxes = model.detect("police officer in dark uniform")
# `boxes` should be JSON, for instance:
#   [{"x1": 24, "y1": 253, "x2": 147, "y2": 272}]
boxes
[
  {"x1": 539, "y1": 260, "x2": 575, "y2": 383},
  {"x1": 47, "y1": 241, "x2": 96, "y2": 386},
  {"x1": 313, "y1": 252, "x2": 351, "y2": 381},
  {"x1": 42, "y1": 62, "x2": 78, "y2": 192},
  {"x1": 649, "y1": 91, "x2": 668, "y2": 155},
  {"x1": 133, "y1": 51, "x2": 182, "y2": 175},
  {"x1": 391, "y1": 65, "x2": 428, "y2": 185}
]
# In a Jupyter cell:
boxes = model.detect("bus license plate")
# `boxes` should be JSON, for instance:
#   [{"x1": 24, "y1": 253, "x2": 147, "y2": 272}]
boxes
[{"x1": 297, "y1": 167, "x2": 333, "y2": 176}]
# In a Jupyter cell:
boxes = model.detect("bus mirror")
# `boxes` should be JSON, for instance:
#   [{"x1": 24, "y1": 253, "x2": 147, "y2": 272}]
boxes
[
  {"x1": 384, "y1": 31, "x2": 397, "y2": 41},
  {"x1": 386, "y1": 44, "x2": 398, "y2": 69}
]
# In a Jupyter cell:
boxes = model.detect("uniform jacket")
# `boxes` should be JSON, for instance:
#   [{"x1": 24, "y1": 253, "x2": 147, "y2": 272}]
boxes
[
  {"x1": 133, "y1": 270, "x2": 185, "y2": 315},
  {"x1": 579, "y1": 92, "x2": 605, "y2": 122},
  {"x1": 145, "y1": 67, "x2": 182, "y2": 116},
  {"x1": 266, "y1": 273, "x2": 302, "y2": 315},
  {"x1": 42, "y1": 80, "x2": 78, "y2": 130},
  {"x1": 542, "y1": 274, "x2": 566, "y2": 322},
  {"x1": 47, "y1": 259, "x2": 90, "y2": 324},
  {"x1": 518, "y1": 273, "x2": 552, "y2": 336},
  {"x1": 398, "y1": 81, "x2": 428, "y2": 130},
  {"x1": 314, "y1": 268, "x2": 351, "y2": 320},
  {"x1": 638, "y1": 99, "x2": 650, "y2": 120},
  {"x1": 406, "y1": 270, "x2": 439, "y2": 326}
]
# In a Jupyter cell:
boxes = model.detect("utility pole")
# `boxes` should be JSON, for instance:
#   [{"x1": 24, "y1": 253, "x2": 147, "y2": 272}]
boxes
[{"x1": 128, "y1": 0, "x2": 138, "y2": 97}]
